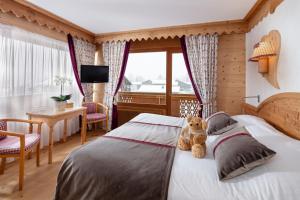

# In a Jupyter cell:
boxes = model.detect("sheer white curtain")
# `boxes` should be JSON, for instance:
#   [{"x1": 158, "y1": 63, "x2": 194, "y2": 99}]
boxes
[{"x1": 0, "y1": 24, "x2": 82, "y2": 148}]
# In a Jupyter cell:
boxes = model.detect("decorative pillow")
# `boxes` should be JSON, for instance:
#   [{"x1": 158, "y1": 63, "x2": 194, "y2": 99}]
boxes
[
  {"x1": 0, "y1": 120, "x2": 7, "y2": 140},
  {"x1": 212, "y1": 127, "x2": 276, "y2": 180},
  {"x1": 205, "y1": 111, "x2": 238, "y2": 135}
]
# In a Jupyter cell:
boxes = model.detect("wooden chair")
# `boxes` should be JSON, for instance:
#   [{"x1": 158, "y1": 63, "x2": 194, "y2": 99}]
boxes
[
  {"x1": 82, "y1": 102, "x2": 109, "y2": 132},
  {"x1": 0, "y1": 119, "x2": 42, "y2": 191}
]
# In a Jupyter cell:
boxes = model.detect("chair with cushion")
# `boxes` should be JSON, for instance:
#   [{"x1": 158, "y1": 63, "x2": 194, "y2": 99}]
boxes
[
  {"x1": 82, "y1": 102, "x2": 109, "y2": 132},
  {"x1": 0, "y1": 119, "x2": 42, "y2": 191}
]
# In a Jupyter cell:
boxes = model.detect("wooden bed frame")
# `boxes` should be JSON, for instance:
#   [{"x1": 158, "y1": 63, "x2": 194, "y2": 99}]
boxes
[{"x1": 242, "y1": 92, "x2": 300, "y2": 140}]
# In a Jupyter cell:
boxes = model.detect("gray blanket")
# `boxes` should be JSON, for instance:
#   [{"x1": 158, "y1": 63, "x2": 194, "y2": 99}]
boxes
[{"x1": 55, "y1": 134, "x2": 178, "y2": 200}]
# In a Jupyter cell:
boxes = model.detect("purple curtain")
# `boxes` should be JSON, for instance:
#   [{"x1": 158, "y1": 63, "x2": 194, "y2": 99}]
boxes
[
  {"x1": 180, "y1": 36, "x2": 203, "y2": 117},
  {"x1": 67, "y1": 34, "x2": 85, "y2": 96},
  {"x1": 111, "y1": 41, "x2": 131, "y2": 129}
]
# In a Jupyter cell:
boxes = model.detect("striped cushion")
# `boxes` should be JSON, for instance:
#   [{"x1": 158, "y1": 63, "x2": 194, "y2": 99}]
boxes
[
  {"x1": 86, "y1": 113, "x2": 106, "y2": 122},
  {"x1": 0, "y1": 133, "x2": 40, "y2": 154},
  {"x1": 87, "y1": 113, "x2": 106, "y2": 122},
  {"x1": 83, "y1": 103, "x2": 97, "y2": 114},
  {"x1": 0, "y1": 120, "x2": 7, "y2": 140}
]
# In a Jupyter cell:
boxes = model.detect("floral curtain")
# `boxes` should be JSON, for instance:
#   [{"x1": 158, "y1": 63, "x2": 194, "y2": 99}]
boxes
[
  {"x1": 184, "y1": 34, "x2": 218, "y2": 118},
  {"x1": 103, "y1": 41, "x2": 127, "y2": 130},
  {"x1": 73, "y1": 38, "x2": 96, "y2": 102}
]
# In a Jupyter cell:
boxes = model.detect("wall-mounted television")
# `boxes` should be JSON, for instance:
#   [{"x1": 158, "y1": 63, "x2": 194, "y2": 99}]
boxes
[{"x1": 81, "y1": 65, "x2": 109, "y2": 83}]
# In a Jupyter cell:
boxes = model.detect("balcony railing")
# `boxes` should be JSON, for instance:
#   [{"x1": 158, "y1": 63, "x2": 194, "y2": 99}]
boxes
[
  {"x1": 118, "y1": 92, "x2": 198, "y2": 117},
  {"x1": 118, "y1": 92, "x2": 166, "y2": 105}
]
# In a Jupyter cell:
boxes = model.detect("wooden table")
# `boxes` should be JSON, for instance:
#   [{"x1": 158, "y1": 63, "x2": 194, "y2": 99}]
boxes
[{"x1": 26, "y1": 107, "x2": 87, "y2": 164}]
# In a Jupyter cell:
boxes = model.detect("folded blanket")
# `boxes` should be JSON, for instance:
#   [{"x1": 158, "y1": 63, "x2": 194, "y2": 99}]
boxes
[{"x1": 55, "y1": 113, "x2": 185, "y2": 200}]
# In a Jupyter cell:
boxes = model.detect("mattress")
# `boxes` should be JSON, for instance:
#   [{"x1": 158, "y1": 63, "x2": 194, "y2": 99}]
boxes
[{"x1": 168, "y1": 115, "x2": 300, "y2": 200}]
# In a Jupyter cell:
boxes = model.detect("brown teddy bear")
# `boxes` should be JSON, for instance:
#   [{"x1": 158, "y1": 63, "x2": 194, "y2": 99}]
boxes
[{"x1": 178, "y1": 115, "x2": 207, "y2": 158}]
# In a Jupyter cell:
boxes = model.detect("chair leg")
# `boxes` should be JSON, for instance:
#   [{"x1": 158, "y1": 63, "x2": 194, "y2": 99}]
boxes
[
  {"x1": 27, "y1": 151, "x2": 32, "y2": 160},
  {"x1": 0, "y1": 157, "x2": 6, "y2": 175},
  {"x1": 36, "y1": 143, "x2": 40, "y2": 167},
  {"x1": 106, "y1": 118, "x2": 109, "y2": 132},
  {"x1": 19, "y1": 152, "x2": 25, "y2": 191}
]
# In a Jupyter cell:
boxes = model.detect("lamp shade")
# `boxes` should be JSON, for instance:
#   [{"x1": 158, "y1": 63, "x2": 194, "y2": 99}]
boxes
[{"x1": 249, "y1": 41, "x2": 276, "y2": 62}]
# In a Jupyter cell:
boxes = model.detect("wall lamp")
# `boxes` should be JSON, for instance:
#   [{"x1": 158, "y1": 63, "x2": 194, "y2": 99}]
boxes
[{"x1": 248, "y1": 30, "x2": 281, "y2": 89}]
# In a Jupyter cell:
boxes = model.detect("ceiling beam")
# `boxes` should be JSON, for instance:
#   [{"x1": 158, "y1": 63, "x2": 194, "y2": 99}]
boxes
[
  {"x1": 243, "y1": 0, "x2": 284, "y2": 31},
  {"x1": 95, "y1": 20, "x2": 247, "y2": 43}
]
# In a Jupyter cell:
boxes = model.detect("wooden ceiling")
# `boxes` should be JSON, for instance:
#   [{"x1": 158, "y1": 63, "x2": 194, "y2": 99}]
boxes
[{"x1": 0, "y1": 0, "x2": 283, "y2": 43}]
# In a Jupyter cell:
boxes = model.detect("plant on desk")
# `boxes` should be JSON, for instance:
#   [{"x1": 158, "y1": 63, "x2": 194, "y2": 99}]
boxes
[{"x1": 51, "y1": 76, "x2": 72, "y2": 111}]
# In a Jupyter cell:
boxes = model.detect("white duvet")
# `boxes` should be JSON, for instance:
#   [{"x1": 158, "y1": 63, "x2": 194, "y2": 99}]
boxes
[{"x1": 168, "y1": 115, "x2": 300, "y2": 200}]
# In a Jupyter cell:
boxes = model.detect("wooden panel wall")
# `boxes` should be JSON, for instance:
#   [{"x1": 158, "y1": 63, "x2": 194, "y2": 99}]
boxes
[{"x1": 217, "y1": 33, "x2": 246, "y2": 115}]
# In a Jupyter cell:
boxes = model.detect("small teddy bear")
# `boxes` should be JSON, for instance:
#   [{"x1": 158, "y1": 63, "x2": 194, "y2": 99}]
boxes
[{"x1": 178, "y1": 115, "x2": 207, "y2": 158}]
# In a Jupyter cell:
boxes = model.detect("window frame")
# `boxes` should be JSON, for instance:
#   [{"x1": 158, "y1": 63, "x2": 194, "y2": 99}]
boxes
[
  {"x1": 121, "y1": 47, "x2": 195, "y2": 115},
  {"x1": 122, "y1": 51, "x2": 167, "y2": 94}
]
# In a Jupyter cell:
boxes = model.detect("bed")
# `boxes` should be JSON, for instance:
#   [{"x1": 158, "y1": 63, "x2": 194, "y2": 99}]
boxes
[{"x1": 55, "y1": 93, "x2": 300, "y2": 200}]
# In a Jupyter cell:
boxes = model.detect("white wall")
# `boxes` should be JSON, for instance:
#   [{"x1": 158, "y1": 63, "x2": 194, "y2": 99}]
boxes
[{"x1": 246, "y1": 0, "x2": 300, "y2": 106}]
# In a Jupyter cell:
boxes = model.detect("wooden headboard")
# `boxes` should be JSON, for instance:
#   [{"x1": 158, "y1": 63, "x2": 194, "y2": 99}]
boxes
[{"x1": 243, "y1": 93, "x2": 300, "y2": 140}]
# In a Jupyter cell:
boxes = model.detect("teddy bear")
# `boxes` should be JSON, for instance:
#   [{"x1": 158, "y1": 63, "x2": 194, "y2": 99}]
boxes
[{"x1": 178, "y1": 115, "x2": 207, "y2": 158}]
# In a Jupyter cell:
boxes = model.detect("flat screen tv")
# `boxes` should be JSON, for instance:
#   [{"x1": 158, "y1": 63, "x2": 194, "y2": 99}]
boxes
[{"x1": 81, "y1": 65, "x2": 109, "y2": 83}]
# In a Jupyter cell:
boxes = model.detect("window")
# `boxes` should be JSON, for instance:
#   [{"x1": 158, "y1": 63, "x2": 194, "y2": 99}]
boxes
[
  {"x1": 0, "y1": 23, "x2": 82, "y2": 148},
  {"x1": 172, "y1": 53, "x2": 194, "y2": 94},
  {"x1": 121, "y1": 52, "x2": 166, "y2": 93}
]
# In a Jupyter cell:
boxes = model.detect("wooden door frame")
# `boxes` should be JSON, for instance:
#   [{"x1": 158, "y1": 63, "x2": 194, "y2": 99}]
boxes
[{"x1": 166, "y1": 50, "x2": 182, "y2": 115}]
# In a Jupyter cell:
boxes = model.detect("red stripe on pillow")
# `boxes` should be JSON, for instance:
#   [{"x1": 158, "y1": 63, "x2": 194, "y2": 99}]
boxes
[{"x1": 213, "y1": 133, "x2": 251, "y2": 157}]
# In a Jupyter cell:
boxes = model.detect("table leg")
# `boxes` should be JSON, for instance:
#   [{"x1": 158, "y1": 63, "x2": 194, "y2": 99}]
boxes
[
  {"x1": 81, "y1": 110, "x2": 87, "y2": 144},
  {"x1": 48, "y1": 125, "x2": 54, "y2": 164},
  {"x1": 63, "y1": 119, "x2": 68, "y2": 143}
]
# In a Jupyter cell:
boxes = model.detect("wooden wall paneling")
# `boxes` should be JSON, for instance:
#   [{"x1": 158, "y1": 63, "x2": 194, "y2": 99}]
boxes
[
  {"x1": 0, "y1": 0, "x2": 94, "y2": 42},
  {"x1": 217, "y1": 33, "x2": 246, "y2": 115},
  {"x1": 130, "y1": 38, "x2": 181, "y2": 52}
]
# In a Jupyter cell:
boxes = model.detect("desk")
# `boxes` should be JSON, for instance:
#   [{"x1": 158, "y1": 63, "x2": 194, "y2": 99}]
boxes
[{"x1": 26, "y1": 107, "x2": 87, "y2": 164}]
